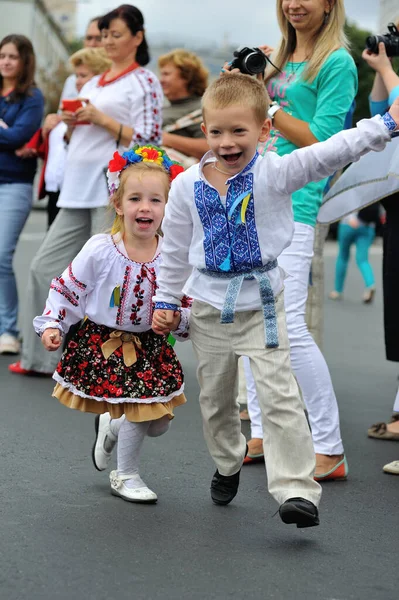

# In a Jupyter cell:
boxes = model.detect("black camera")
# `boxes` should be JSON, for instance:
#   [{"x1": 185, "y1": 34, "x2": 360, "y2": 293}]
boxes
[
  {"x1": 365, "y1": 22, "x2": 399, "y2": 57},
  {"x1": 230, "y1": 47, "x2": 267, "y2": 76}
]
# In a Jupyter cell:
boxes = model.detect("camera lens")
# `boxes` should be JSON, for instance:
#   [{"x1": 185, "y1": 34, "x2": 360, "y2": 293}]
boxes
[
  {"x1": 365, "y1": 35, "x2": 380, "y2": 54},
  {"x1": 243, "y1": 52, "x2": 267, "y2": 75}
]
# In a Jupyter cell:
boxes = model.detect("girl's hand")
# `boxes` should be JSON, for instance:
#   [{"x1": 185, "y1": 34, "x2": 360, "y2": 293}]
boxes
[
  {"x1": 388, "y1": 97, "x2": 399, "y2": 129},
  {"x1": 61, "y1": 110, "x2": 77, "y2": 128},
  {"x1": 41, "y1": 328, "x2": 62, "y2": 351},
  {"x1": 75, "y1": 100, "x2": 104, "y2": 126},
  {"x1": 362, "y1": 42, "x2": 392, "y2": 73},
  {"x1": 348, "y1": 216, "x2": 360, "y2": 229},
  {"x1": 152, "y1": 309, "x2": 181, "y2": 335}
]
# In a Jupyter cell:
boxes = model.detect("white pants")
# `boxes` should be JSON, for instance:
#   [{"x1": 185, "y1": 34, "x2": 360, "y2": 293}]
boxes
[
  {"x1": 244, "y1": 222, "x2": 344, "y2": 456},
  {"x1": 190, "y1": 294, "x2": 322, "y2": 507}
]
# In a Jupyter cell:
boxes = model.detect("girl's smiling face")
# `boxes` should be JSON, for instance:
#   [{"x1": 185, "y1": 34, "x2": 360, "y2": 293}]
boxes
[{"x1": 115, "y1": 171, "x2": 168, "y2": 241}]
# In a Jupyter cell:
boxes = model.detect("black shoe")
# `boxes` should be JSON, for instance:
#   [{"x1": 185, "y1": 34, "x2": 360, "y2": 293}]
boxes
[
  {"x1": 211, "y1": 469, "x2": 241, "y2": 505},
  {"x1": 210, "y1": 445, "x2": 248, "y2": 506},
  {"x1": 279, "y1": 497, "x2": 320, "y2": 528}
]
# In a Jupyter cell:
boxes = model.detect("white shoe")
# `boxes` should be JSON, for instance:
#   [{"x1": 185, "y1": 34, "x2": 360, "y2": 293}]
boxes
[
  {"x1": 0, "y1": 333, "x2": 20, "y2": 355},
  {"x1": 383, "y1": 460, "x2": 399, "y2": 475},
  {"x1": 109, "y1": 471, "x2": 158, "y2": 503},
  {"x1": 92, "y1": 414, "x2": 117, "y2": 471}
]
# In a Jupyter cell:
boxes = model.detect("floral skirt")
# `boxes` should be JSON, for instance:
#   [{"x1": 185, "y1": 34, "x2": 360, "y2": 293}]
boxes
[{"x1": 53, "y1": 319, "x2": 186, "y2": 422}]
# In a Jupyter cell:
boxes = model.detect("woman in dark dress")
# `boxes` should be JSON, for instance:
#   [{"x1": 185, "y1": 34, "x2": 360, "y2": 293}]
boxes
[{"x1": 363, "y1": 39, "x2": 399, "y2": 474}]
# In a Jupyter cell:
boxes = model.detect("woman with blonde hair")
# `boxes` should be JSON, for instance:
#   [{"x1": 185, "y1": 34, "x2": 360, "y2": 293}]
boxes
[
  {"x1": 239, "y1": 0, "x2": 358, "y2": 480},
  {"x1": 69, "y1": 46, "x2": 111, "y2": 82},
  {"x1": 159, "y1": 49, "x2": 209, "y2": 163}
]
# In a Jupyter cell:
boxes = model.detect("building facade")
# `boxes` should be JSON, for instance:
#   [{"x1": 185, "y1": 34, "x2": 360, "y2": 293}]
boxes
[
  {"x1": 44, "y1": 0, "x2": 77, "y2": 43},
  {"x1": 0, "y1": 0, "x2": 71, "y2": 109}
]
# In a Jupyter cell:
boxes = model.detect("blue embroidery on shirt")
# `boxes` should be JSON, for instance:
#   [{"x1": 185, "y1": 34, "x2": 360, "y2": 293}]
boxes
[
  {"x1": 194, "y1": 154, "x2": 262, "y2": 273},
  {"x1": 154, "y1": 302, "x2": 178, "y2": 311},
  {"x1": 226, "y1": 174, "x2": 262, "y2": 272}
]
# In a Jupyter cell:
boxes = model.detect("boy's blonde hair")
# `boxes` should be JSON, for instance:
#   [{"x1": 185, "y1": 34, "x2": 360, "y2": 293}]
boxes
[
  {"x1": 265, "y1": 0, "x2": 349, "y2": 85},
  {"x1": 202, "y1": 74, "x2": 270, "y2": 124},
  {"x1": 110, "y1": 162, "x2": 170, "y2": 236},
  {"x1": 158, "y1": 49, "x2": 209, "y2": 97},
  {"x1": 69, "y1": 47, "x2": 111, "y2": 75}
]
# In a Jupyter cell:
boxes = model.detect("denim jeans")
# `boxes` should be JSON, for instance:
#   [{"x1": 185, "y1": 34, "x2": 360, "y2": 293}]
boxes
[
  {"x1": 0, "y1": 182, "x2": 33, "y2": 337},
  {"x1": 335, "y1": 223, "x2": 375, "y2": 293}
]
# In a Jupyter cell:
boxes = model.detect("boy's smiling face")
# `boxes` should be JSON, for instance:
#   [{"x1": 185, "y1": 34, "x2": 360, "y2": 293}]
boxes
[{"x1": 201, "y1": 104, "x2": 271, "y2": 175}]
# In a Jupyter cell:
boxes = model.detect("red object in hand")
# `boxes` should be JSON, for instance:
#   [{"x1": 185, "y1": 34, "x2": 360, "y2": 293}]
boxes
[{"x1": 61, "y1": 99, "x2": 90, "y2": 124}]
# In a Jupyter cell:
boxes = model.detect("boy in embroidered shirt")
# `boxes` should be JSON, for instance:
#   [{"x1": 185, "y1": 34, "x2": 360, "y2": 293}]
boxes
[{"x1": 152, "y1": 73, "x2": 399, "y2": 528}]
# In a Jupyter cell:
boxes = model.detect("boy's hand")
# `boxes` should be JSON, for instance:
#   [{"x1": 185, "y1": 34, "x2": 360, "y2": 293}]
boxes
[
  {"x1": 388, "y1": 97, "x2": 399, "y2": 129},
  {"x1": 152, "y1": 309, "x2": 181, "y2": 335},
  {"x1": 41, "y1": 328, "x2": 62, "y2": 351}
]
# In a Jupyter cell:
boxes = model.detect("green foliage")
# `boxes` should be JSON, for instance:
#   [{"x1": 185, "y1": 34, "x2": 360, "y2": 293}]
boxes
[{"x1": 68, "y1": 38, "x2": 84, "y2": 54}]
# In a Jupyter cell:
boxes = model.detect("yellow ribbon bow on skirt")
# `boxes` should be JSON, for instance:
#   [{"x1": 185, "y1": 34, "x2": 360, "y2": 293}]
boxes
[{"x1": 101, "y1": 331, "x2": 142, "y2": 367}]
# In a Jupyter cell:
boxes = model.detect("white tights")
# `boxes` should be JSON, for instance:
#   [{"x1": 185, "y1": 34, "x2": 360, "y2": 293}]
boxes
[{"x1": 111, "y1": 416, "x2": 170, "y2": 488}]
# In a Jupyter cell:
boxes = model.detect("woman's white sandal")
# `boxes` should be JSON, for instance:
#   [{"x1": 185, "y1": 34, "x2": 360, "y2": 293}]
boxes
[{"x1": 109, "y1": 471, "x2": 158, "y2": 503}]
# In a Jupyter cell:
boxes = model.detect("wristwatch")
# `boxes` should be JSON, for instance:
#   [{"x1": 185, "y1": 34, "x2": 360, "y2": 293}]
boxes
[{"x1": 268, "y1": 101, "x2": 281, "y2": 123}]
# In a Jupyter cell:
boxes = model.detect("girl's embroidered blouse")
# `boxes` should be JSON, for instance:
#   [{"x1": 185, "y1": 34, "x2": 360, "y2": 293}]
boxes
[{"x1": 33, "y1": 234, "x2": 190, "y2": 340}]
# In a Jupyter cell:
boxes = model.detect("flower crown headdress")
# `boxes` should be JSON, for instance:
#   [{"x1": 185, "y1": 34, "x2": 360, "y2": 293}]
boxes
[{"x1": 106, "y1": 144, "x2": 184, "y2": 194}]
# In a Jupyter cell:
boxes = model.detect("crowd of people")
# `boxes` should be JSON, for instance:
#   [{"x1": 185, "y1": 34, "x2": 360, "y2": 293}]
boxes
[{"x1": 0, "y1": 0, "x2": 398, "y2": 530}]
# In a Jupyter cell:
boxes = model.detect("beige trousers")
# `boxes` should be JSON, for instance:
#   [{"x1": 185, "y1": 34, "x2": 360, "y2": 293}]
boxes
[{"x1": 189, "y1": 293, "x2": 322, "y2": 506}]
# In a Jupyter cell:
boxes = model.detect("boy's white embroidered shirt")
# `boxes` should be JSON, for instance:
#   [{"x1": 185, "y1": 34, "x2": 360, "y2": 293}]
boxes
[{"x1": 153, "y1": 115, "x2": 391, "y2": 312}]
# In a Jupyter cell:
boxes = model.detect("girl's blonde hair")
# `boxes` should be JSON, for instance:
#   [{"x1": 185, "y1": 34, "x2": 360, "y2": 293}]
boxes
[
  {"x1": 110, "y1": 162, "x2": 170, "y2": 236},
  {"x1": 69, "y1": 47, "x2": 111, "y2": 75},
  {"x1": 265, "y1": 0, "x2": 349, "y2": 85}
]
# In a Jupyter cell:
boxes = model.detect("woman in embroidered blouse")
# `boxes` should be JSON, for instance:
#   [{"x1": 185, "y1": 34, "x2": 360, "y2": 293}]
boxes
[
  {"x1": 237, "y1": 0, "x2": 357, "y2": 480},
  {"x1": 33, "y1": 148, "x2": 189, "y2": 503},
  {"x1": 0, "y1": 35, "x2": 44, "y2": 356},
  {"x1": 11, "y1": 4, "x2": 164, "y2": 377},
  {"x1": 361, "y1": 38, "x2": 399, "y2": 473}
]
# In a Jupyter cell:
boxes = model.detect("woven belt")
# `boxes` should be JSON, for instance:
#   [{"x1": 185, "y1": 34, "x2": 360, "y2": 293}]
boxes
[{"x1": 199, "y1": 259, "x2": 279, "y2": 348}]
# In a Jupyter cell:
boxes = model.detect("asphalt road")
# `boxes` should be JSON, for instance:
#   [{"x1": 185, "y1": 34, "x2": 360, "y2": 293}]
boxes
[{"x1": 1, "y1": 210, "x2": 398, "y2": 600}]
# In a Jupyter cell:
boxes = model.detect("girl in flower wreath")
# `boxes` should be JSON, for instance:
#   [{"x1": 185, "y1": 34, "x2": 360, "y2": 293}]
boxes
[{"x1": 33, "y1": 145, "x2": 188, "y2": 504}]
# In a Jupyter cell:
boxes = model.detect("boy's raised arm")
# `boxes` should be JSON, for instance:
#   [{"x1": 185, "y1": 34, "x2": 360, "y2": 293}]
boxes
[{"x1": 269, "y1": 106, "x2": 398, "y2": 197}]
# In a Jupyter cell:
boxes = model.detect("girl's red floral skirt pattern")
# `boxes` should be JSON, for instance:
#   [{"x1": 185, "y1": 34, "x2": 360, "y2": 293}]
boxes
[{"x1": 55, "y1": 319, "x2": 184, "y2": 402}]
